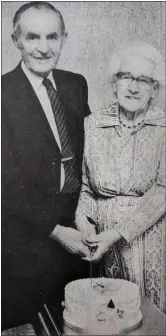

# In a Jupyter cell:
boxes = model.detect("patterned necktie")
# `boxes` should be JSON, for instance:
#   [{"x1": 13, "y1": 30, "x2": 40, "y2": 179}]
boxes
[{"x1": 43, "y1": 78, "x2": 80, "y2": 194}]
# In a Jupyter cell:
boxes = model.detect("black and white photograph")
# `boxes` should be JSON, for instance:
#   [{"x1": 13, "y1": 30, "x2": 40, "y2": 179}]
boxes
[{"x1": 1, "y1": 1, "x2": 166, "y2": 335}]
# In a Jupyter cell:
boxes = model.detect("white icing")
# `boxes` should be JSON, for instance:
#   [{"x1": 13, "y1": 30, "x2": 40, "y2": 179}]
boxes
[{"x1": 63, "y1": 278, "x2": 141, "y2": 335}]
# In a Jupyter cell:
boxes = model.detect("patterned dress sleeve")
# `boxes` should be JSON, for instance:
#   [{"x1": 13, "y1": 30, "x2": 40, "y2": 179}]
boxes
[
  {"x1": 116, "y1": 132, "x2": 166, "y2": 243},
  {"x1": 75, "y1": 118, "x2": 97, "y2": 232}
]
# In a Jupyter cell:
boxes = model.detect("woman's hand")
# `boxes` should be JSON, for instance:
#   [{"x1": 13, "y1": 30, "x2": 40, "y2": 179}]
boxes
[
  {"x1": 83, "y1": 229, "x2": 121, "y2": 262},
  {"x1": 75, "y1": 217, "x2": 98, "y2": 255},
  {"x1": 81, "y1": 224, "x2": 97, "y2": 243}
]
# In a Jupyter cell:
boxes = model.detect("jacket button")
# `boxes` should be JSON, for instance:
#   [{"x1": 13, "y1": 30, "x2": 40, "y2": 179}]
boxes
[{"x1": 55, "y1": 191, "x2": 59, "y2": 194}]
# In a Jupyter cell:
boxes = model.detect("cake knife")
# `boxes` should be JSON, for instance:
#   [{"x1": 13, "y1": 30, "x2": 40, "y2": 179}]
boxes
[{"x1": 86, "y1": 216, "x2": 99, "y2": 287}]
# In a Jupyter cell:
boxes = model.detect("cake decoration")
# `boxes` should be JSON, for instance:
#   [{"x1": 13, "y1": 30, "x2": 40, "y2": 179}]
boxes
[
  {"x1": 96, "y1": 310, "x2": 107, "y2": 321},
  {"x1": 107, "y1": 299, "x2": 115, "y2": 309},
  {"x1": 117, "y1": 308, "x2": 124, "y2": 319}
]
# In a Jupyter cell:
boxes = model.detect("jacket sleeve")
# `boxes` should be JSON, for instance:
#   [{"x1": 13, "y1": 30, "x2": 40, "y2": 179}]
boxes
[
  {"x1": 2, "y1": 107, "x2": 70, "y2": 238},
  {"x1": 116, "y1": 133, "x2": 166, "y2": 242}
]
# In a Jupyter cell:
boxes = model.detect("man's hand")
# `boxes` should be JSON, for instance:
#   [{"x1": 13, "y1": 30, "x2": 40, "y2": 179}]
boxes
[
  {"x1": 83, "y1": 229, "x2": 121, "y2": 262},
  {"x1": 50, "y1": 225, "x2": 91, "y2": 257}
]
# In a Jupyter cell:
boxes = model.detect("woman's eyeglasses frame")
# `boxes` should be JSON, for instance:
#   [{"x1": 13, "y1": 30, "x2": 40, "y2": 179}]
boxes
[{"x1": 116, "y1": 72, "x2": 155, "y2": 89}]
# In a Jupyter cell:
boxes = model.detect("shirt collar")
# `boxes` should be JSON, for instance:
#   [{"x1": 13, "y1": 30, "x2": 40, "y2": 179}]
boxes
[
  {"x1": 94, "y1": 101, "x2": 166, "y2": 128},
  {"x1": 21, "y1": 61, "x2": 57, "y2": 90}
]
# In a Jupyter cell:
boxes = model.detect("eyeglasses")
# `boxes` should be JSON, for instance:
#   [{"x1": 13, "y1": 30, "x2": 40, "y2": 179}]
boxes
[{"x1": 117, "y1": 72, "x2": 155, "y2": 89}]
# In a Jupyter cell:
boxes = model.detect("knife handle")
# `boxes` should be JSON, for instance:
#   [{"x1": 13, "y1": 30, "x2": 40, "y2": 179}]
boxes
[
  {"x1": 86, "y1": 216, "x2": 96, "y2": 225},
  {"x1": 86, "y1": 216, "x2": 100, "y2": 234}
]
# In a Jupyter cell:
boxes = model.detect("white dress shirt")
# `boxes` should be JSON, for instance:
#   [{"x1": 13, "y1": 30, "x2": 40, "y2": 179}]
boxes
[{"x1": 21, "y1": 61, "x2": 65, "y2": 189}]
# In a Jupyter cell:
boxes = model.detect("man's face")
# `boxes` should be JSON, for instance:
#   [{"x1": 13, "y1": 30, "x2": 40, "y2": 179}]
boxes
[
  {"x1": 113, "y1": 56, "x2": 158, "y2": 114},
  {"x1": 14, "y1": 8, "x2": 67, "y2": 77}
]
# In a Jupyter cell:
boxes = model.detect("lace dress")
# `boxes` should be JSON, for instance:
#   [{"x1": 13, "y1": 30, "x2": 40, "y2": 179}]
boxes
[{"x1": 76, "y1": 102, "x2": 166, "y2": 313}]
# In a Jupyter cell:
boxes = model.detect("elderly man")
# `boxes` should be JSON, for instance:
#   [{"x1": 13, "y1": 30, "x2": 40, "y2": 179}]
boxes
[{"x1": 2, "y1": 1, "x2": 91, "y2": 329}]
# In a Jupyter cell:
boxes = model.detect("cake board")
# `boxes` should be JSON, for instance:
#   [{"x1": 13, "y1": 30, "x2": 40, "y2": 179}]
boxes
[{"x1": 63, "y1": 310, "x2": 143, "y2": 335}]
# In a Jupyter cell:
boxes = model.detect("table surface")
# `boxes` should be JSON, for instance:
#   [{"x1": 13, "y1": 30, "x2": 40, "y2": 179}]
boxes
[
  {"x1": 128, "y1": 296, "x2": 166, "y2": 335},
  {"x1": 2, "y1": 296, "x2": 166, "y2": 336}
]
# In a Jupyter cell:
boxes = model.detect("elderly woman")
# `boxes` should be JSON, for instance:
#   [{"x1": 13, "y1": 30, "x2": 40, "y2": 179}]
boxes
[{"x1": 75, "y1": 41, "x2": 166, "y2": 313}]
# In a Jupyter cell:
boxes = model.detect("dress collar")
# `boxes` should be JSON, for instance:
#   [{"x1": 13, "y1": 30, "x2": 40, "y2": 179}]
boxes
[{"x1": 94, "y1": 101, "x2": 166, "y2": 128}]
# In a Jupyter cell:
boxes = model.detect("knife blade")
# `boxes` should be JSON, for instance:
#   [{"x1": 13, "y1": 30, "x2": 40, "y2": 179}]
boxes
[{"x1": 86, "y1": 216, "x2": 99, "y2": 287}]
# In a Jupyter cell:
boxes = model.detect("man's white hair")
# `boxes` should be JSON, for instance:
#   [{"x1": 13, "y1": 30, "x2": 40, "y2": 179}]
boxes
[{"x1": 109, "y1": 41, "x2": 165, "y2": 88}]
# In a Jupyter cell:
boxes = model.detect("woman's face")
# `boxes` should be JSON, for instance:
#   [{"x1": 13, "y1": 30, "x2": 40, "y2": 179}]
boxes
[{"x1": 113, "y1": 56, "x2": 159, "y2": 114}]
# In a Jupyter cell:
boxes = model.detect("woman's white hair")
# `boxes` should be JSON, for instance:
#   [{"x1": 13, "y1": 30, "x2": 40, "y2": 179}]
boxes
[{"x1": 109, "y1": 41, "x2": 165, "y2": 88}]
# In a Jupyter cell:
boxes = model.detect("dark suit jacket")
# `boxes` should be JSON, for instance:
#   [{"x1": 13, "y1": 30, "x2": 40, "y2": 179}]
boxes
[{"x1": 2, "y1": 63, "x2": 90, "y2": 280}]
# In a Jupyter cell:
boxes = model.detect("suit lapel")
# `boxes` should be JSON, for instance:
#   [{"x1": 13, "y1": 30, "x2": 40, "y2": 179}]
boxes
[{"x1": 14, "y1": 64, "x2": 61, "y2": 153}]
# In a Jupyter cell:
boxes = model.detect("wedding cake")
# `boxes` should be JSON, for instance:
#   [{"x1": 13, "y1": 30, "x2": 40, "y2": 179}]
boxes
[{"x1": 63, "y1": 278, "x2": 142, "y2": 335}]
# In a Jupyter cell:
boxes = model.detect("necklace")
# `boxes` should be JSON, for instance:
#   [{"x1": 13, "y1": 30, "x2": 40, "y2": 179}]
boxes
[{"x1": 119, "y1": 116, "x2": 144, "y2": 129}]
